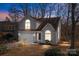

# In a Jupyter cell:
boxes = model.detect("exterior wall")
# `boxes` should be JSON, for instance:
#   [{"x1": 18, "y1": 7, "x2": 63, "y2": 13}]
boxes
[
  {"x1": 57, "y1": 20, "x2": 61, "y2": 43},
  {"x1": 18, "y1": 19, "x2": 25, "y2": 30},
  {"x1": 40, "y1": 23, "x2": 59, "y2": 44}
]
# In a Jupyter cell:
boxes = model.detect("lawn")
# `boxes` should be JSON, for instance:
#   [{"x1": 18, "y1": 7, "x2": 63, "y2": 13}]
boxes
[
  {"x1": 1, "y1": 42, "x2": 51, "y2": 56},
  {"x1": 0, "y1": 40, "x2": 79, "y2": 56}
]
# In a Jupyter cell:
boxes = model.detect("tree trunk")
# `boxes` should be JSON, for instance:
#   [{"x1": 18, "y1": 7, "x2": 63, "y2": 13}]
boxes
[{"x1": 70, "y1": 3, "x2": 76, "y2": 49}]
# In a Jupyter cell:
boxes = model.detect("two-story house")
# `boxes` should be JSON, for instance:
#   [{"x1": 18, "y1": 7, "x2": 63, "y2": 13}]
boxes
[{"x1": 18, "y1": 15, "x2": 61, "y2": 44}]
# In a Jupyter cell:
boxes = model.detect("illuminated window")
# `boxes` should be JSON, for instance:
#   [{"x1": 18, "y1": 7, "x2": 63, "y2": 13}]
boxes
[
  {"x1": 25, "y1": 19, "x2": 31, "y2": 29},
  {"x1": 58, "y1": 26, "x2": 60, "y2": 39},
  {"x1": 45, "y1": 30, "x2": 51, "y2": 41}
]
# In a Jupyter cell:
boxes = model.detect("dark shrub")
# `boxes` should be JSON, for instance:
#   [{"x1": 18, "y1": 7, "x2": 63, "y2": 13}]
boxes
[
  {"x1": 45, "y1": 40, "x2": 51, "y2": 45},
  {"x1": 76, "y1": 50, "x2": 79, "y2": 56},
  {"x1": 0, "y1": 44, "x2": 8, "y2": 55},
  {"x1": 67, "y1": 47, "x2": 78, "y2": 56},
  {"x1": 1, "y1": 33, "x2": 14, "y2": 42},
  {"x1": 68, "y1": 49, "x2": 78, "y2": 56},
  {"x1": 44, "y1": 47, "x2": 64, "y2": 56}
]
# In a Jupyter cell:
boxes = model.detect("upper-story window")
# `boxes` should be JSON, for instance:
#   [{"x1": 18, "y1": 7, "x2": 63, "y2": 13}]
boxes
[{"x1": 25, "y1": 19, "x2": 31, "y2": 30}]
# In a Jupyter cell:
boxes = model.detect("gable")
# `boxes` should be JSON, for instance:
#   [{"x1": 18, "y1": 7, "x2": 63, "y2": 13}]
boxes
[
  {"x1": 18, "y1": 15, "x2": 38, "y2": 30},
  {"x1": 41, "y1": 23, "x2": 55, "y2": 31},
  {"x1": 36, "y1": 18, "x2": 60, "y2": 31}
]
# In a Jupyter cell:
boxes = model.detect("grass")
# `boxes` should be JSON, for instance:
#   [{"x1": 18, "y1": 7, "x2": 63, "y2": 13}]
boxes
[
  {"x1": 1, "y1": 38, "x2": 79, "y2": 56},
  {"x1": 2, "y1": 43, "x2": 49, "y2": 56},
  {"x1": 0, "y1": 44, "x2": 8, "y2": 55}
]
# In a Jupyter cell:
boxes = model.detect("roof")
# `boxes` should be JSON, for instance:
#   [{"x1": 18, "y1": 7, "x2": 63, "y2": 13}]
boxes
[
  {"x1": 19, "y1": 16, "x2": 60, "y2": 31},
  {"x1": 32, "y1": 17, "x2": 60, "y2": 31}
]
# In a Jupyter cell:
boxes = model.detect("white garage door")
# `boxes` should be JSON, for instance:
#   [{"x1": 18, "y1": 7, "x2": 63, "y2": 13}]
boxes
[{"x1": 18, "y1": 31, "x2": 34, "y2": 44}]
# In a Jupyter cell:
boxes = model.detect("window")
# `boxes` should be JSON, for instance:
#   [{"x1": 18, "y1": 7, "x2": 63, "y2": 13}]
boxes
[
  {"x1": 39, "y1": 33, "x2": 41, "y2": 40},
  {"x1": 58, "y1": 26, "x2": 60, "y2": 39},
  {"x1": 25, "y1": 19, "x2": 31, "y2": 29},
  {"x1": 45, "y1": 30, "x2": 51, "y2": 41}
]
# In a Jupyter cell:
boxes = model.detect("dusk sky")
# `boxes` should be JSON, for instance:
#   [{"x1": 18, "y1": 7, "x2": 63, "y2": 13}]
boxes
[
  {"x1": 0, "y1": 3, "x2": 37, "y2": 21},
  {"x1": 0, "y1": 4, "x2": 10, "y2": 21},
  {"x1": 0, "y1": 3, "x2": 18, "y2": 21},
  {"x1": 0, "y1": 3, "x2": 68, "y2": 21}
]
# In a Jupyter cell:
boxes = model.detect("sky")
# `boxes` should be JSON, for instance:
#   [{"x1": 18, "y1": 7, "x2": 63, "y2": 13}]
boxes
[
  {"x1": 0, "y1": 4, "x2": 11, "y2": 12},
  {"x1": 0, "y1": 3, "x2": 37, "y2": 21},
  {"x1": 0, "y1": 3, "x2": 19, "y2": 21},
  {"x1": 0, "y1": 3, "x2": 11, "y2": 21},
  {"x1": 0, "y1": 3, "x2": 68, "y2": 21}
]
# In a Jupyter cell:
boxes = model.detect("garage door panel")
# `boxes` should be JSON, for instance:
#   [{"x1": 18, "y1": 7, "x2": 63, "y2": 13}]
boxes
[{"x1": 18, "y1": 32, "x2": 34, "y2": 44}]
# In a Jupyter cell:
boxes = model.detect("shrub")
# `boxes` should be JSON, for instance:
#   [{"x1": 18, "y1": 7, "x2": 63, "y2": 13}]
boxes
[
  {"x1": 0, "y1": 44, "x2": 8, "y2": 55},
  {"x1": 67, "y1": 48, "x2": 79, "y2": 56},
  {"x1": 76, "y1": 50, "x2": 79, "y2": 56},
  {"x1": 1, "y1": 33, "x2": 15, "y2": 43},
  {"x1": 45, "y1": 40, "x2": 51, "y2": 45},
  {"x1": 44, "y1": 47, "x2": 64, "y2": 56},
  {"x1": 68, "y1": 50, "x2": 78, "y2": 56}
]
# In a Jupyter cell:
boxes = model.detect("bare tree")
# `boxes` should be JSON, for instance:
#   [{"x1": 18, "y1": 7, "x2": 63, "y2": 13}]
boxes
[
  {"x1": 69, "y1": 4, "x2": 76, "y2": 49},
  {"x1": 9, "y1": 4, "x2": 23, "y2": 22},
  {"x1": 30, "y1": 4, "x2": 40, "y2": 18},
  {"x1": 38, "y1": 3, "x2": 47, "y2": 18}
]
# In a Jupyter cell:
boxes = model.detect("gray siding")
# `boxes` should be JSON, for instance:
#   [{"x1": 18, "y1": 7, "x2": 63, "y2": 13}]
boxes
[{"x1": 18, "y1": 16, "x2": 37, "y2": 30}]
